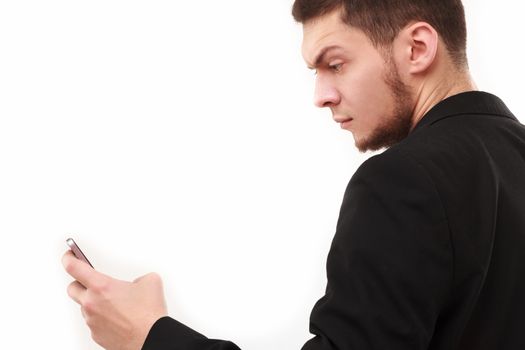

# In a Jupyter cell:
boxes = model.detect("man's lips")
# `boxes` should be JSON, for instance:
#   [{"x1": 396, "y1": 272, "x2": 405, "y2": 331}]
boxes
[{"x1": 334, "y1": 117, "x2": 353, "y2": 128}]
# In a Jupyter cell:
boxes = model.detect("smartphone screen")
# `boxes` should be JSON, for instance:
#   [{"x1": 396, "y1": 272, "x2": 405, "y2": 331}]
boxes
[{"x1": 66, "y1": 238, "x2": 94, "y2": 268}]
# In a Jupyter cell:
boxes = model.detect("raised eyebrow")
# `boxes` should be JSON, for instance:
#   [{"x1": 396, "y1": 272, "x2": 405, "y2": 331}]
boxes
[{"x1": 307, "y1": 45, "x2": 344, "y2": 70}]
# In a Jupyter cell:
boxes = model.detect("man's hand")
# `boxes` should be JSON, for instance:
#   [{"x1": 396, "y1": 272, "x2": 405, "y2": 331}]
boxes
[{"x1": 62, "y1": 250, "x2": 168, "y2": 350}]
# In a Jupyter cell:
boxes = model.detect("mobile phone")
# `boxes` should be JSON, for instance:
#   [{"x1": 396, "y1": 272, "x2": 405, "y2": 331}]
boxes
[{"x1": 66, "y1": 238, "x2": 94, "y2": 268}]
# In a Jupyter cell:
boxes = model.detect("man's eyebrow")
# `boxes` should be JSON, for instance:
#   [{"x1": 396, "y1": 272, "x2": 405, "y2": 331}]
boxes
[{"x1": 307, "y1": 45, "x2": 344, "y2": 70}]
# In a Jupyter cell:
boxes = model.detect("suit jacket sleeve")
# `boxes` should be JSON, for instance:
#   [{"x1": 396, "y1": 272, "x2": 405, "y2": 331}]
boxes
[
  {"x1": 142, "y1": 316, "x2": 241, "y2": 350},
  {"x1": 142, "y1": 149, "x2": 453, "y2": 350},
  {"x1": 302, "y1": 149, "x2": 453, "y2": 349}
]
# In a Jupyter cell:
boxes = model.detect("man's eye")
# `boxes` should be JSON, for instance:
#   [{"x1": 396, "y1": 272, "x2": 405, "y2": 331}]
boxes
[{"x1": 329, "y1": 63, "x2": 343, "y2": 72}]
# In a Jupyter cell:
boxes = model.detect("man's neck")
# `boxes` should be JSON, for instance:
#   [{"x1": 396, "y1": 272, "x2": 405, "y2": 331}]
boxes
[{"x1": 410, "y1": 70, "x2": 478, "y2": 131}]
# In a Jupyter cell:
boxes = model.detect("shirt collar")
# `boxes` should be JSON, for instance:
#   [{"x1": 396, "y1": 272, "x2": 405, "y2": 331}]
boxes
[{"x1": 411, "y1": 91, "x2": 518, "y2": 134}]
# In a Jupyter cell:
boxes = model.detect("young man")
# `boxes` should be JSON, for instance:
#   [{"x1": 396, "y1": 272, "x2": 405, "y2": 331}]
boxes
[{"x1": 62, "y1": 1, "x2": 525, "y2": 349}]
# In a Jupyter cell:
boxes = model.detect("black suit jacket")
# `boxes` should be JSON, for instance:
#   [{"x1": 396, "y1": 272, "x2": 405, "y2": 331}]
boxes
[{"x1": 142, "y1": 91, "x2": 525, "y2": 350}]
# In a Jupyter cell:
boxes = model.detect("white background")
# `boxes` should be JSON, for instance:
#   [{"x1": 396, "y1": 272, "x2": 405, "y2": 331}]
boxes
[{"x1": 0, "y1": 1, "x2": 523, "y2": 349}]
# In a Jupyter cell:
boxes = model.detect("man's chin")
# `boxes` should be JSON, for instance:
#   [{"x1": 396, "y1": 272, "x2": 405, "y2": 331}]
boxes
[
  {"x1": 353, "y1": 134, "x2": 374, "y2": 153},
  {"x1": 352, "y1": 114, "x2": 413, "y2": 153},
  {"x1": 354, "y1": 133, "x2": 394, "y2": 153},
  {"x1": 355, "y1": 140, "x2": 381, "y2": 153}
]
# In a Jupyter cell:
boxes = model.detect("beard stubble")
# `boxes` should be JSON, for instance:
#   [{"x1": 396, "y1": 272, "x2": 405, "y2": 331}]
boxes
[{"x1": 355, "y1": 57, "x2": 415, "y2": 153}]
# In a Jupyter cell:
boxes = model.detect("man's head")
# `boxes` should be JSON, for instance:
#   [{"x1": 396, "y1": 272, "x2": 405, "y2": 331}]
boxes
[{"x1": 293, "y1": 0, "x2": 469, "y2": 152}]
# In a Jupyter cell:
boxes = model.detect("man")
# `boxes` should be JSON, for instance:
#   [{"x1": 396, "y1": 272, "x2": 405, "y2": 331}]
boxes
[{"x1": 62, "y1": 0, "x2": 525, "y2": 349}]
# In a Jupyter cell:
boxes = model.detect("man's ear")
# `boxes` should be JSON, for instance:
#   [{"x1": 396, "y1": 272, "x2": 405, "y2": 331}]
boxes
[{"x1": 397, "y1": 22, "x2": 439, "y2": 74}]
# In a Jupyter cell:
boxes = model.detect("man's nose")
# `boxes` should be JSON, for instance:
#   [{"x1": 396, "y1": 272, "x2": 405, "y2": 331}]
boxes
[{"x1": 313, "y1": 76, "x2": 340, "y2": 108}]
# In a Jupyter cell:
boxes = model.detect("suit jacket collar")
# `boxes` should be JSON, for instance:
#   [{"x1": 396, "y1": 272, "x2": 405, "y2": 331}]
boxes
[{"x1": 412, "y1": 91, "x2": 518, "y2": 134}]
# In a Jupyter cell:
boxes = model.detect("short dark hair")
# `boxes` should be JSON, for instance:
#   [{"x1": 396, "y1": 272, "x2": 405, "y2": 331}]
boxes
[{"x1": 292, "y1": 0, "x2": 467, "y2": 67}]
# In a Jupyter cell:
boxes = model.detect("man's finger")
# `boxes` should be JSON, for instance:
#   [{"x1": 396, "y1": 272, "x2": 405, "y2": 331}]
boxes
[
  {"x1": 62, "y1": 250, "x2": 103, "y2": 289},
  {"x1": 67, "y1": 280, "x2": 87, "y2": 305}
]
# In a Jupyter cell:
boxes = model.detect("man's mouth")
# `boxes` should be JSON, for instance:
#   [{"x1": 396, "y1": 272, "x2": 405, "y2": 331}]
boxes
[{"x1": 334, "y1": 117, "x2": 353, "y2": 128}]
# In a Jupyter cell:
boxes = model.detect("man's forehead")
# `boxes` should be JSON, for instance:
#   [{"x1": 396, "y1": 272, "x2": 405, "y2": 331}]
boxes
[
  {"x1": 301, "y1": 12, "x2": 342, "y2": 50},
  {"x1": 301, "y1": 12, "x2": 357, "y2": 66}
]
